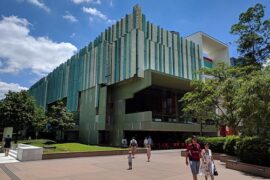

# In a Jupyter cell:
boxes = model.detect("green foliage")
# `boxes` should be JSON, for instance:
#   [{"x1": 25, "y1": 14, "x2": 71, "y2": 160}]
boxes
[
  {"x1": 185, "y1": 136, "x2": 226, "y2": 153},
  {"x1": 18, "y1": 140, "x2": 124, "y2": 154},
  {"x1": 231, "y1": 3, "x2": 270, "y2": 65},
  {"x1": 46, "y1": 101, "x2": 75, "y2": 140},
  {"x1": 181, "y1": 63, "x2": 243, "y2": 133},
  {"x1": 185, "y1": 136, "x2": 270, "y2": 166},
  {"x1": 181, "y1": 63, "x2": 270, "y2": 138},
  {"x1": 18, "y1": 139, "x2": 56, "y2": 147},
  {"x1": 235, "y1": 67, "x2": 270, "y2": 137},
  {"x1": 204, "y1": 137, "x2": 227, "y2": 153},
  {"x1": 0, "y1": 91, "x2": 47, "y2": 133},
  {"x1": 223, "y1": 136, "x2": 240, "y2": 156},
  {"x1": 236, "y1": 137, "x2": 270, "y2": 166},
  {"x1": 32, "y1": 107, "x2": 48, "y2": 132}
]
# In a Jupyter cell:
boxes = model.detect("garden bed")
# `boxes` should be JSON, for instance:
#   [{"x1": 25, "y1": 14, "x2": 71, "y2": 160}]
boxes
[
  {"x1": 226, "y1": 160, "x2": 270, "y2": 178},
  {"x1": 42, "y1": 148, "x2": 146, "y2": 160}
]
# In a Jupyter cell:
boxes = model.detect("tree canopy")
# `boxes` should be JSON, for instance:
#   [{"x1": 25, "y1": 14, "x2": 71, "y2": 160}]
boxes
[
  {"x1": 46, "y1": 101, "x2": 75, "y2": 140},
  {"x1": 0, "y1": 90, "x2": 47, "y2": 133},
  {"x1": 231, "y1": 3, "x2": 270, "y2": 66},
  {"x1": 181, "y1": 3, "x2": 270, "y2": 137},
  {"x1": 181, "y1": 63, "x2": 270, "y2": 137}
]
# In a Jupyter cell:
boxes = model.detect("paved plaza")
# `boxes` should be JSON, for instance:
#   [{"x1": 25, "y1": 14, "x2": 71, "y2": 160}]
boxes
[{"x1": 0, "y1": 150, "x2": 267, "y2": 180}]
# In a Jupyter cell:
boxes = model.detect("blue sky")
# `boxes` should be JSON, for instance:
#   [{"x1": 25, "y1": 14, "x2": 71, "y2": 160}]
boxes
[{"x1": 0, "y1": 0, "x2": 269, "y2": 98}]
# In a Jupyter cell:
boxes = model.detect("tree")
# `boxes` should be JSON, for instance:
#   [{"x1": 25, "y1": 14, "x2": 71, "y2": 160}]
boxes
[
  {"x1": 231, "y1": 3, "x2": 270, "y2": 66},
  {"x1": 235, "y1": 67, "x2": 270, "y2": 137},
  {"x1": 32, "y1": 107, "x2": 48, "y2": 137},
  {"x1": 0, "y1": 90, "x2": 47, "y2": 137},
  {"x1": 46, "y1": 101, "x2": 75, "y2": 141},
  {"x1": 180, "y1": 79, "x2": 218, "y2": 135},
  {"x1": 181, "y1": 63, "x2": 257, "y2": 134}
]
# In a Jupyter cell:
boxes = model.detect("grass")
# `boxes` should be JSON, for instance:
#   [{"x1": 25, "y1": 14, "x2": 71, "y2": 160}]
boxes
[
  {"x1": 17, "y1": 139, "x2": 125, "y2": 154},
  {"x1": 18, "y1": 139, "x2": 56, "y2": 147}
]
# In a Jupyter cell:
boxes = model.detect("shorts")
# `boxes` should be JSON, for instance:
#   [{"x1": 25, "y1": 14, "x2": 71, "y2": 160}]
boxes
[
  {"x1": 190, "y1": 160, "x2": 200, "y2": 175},
  {"x1": 131, "y1": 146, "x2": 136, "y2": 152},
  {"x1": 4, "y1": 144, "x2": 11, "y2": 148}
]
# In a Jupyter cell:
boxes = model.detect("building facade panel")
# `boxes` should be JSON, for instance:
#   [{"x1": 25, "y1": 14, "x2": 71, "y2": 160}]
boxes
[{"x1": 28, "y1": 5, "x2": 229, "y2": 146}]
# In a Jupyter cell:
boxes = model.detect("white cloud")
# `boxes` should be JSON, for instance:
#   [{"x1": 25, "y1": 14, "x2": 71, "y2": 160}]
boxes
[
  {"x1": 82, "y1": 7, "x2": 115, "y2": 24},
  {"x1": 0, "y1": 16, "x2": 77, "y2": 76},
  {"x1": 0, "y1": 81, "x2": 28, "y2": 99},
  {"x1": 72, "y1": 0, "x2": 101, "y2": 4},
  {"x1": 63, "y1": 12, "x2": 78, "y2": 23},
  {"x1": 26, "y1": 0, "x2": 50, "y2": 12}
]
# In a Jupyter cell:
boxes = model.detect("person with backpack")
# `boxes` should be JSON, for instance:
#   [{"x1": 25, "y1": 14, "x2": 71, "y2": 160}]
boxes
[
  {"x1": 4, "y1": 135, "x2": 12, "y2": 157},
  {"x1": 129, "y1": 137, "x2": 137, "y2": 158},
  {"x1": 186, "y1": 135, "x2": 201, "y2": 180}
]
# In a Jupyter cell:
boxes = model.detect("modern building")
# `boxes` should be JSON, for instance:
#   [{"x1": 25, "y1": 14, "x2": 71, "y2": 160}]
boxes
[{"x1": 29, "y1": 5, "x2": 230, "y2": 146}]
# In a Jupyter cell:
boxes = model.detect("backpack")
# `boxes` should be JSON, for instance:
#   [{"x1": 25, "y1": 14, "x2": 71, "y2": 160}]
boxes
[{"x1": 131, "y1": 139, "x2": 137, "y2": 146}]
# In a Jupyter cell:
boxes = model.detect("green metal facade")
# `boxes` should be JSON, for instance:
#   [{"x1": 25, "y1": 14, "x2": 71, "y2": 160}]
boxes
[
  {"x1": 29, "y1": 6, "x2": 215, "y2": 145},
  {"x1": 29, "y1": 5, "x2": 202, "y2": 111}
]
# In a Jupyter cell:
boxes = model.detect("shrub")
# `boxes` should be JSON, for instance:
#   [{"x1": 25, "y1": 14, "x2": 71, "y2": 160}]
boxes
[
  {"x1": 44, "y1": 140, "x2": 56, "y2": 145},
  {"x1": 206, "y1": 137, "x2": 226, "y2": 153},
  {"x1": 185, "y1": 136, "x2": 226, "y2": 153},
  {"x1": 236, "y1": 137, "x2": 269, "y2": 166},
  {"x1": 223, "y1": 136, "x2": 240, "y2": 156}
]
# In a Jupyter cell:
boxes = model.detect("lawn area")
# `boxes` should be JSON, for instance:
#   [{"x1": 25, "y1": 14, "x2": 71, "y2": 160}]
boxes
[{"x1": 18, "y1": 139, "x2": 125, "y2": 154}]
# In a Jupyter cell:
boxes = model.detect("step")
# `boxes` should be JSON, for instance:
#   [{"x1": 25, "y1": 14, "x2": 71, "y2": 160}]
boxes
[{"x1": 8, "y1": 150, "x2": 17, "y2": 159}]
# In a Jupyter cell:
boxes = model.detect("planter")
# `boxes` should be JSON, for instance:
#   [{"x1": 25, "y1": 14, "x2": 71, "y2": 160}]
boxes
[
  {"x1": 17, "y1": 144, "x2": 43, "y2": 161},
  {"x1": 226, "y1": 160, "x2": 270, "y2": 178},
  {"x1": 220, "y1": 154, "x2": 238, "y2": 162},
  {"x1": 42, "y1": 148, "x2": 146, "y2": 160},
  {"x1": 181, "y1": 150, "x2": 187, "y2": 157},
  {"x1": 212, "y1": 153, "x2": 222, "y2": 160}
]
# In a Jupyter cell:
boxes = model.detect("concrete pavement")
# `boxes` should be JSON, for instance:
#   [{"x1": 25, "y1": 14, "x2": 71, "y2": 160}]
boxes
[
  {"x1": 0, "y1": 150, "x2": 267, "y2": 180},
  {"x1": 0, "y1": 153, "x2": 19, "y2": 164}
]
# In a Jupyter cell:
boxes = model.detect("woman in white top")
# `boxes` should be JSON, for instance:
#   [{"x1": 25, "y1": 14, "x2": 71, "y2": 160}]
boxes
[{"x1": 200, "y1": 143, "x2": 215, "y2": 180}]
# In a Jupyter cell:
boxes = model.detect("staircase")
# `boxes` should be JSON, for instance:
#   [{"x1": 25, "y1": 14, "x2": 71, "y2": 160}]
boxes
[{"x1": 8, "y1": 149, "x2": 17, "y2": 159}]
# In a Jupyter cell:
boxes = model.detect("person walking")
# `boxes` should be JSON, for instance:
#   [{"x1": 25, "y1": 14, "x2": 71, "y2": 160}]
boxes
[
  {"x1": 200, "y1": 143, "x2": 215, "y2": 180},
  {"x1": 4, "y1": 135, "x2": 12, "y2": 157},
  {"x1": 144, "y1": 137, "x2": 148, "y2": 147},
  {"x1": 127, "y1": 151, "x2": 133, "y2": 170},
  {"x1": 146, "y1": 136, "x2": 153, "y2": 162},
  {"x1": 186, "y1": 135, "x2": 201, "y2": 180},
  {"x1": 129, "y1": 137, "x2": 137, "y2": 158}
]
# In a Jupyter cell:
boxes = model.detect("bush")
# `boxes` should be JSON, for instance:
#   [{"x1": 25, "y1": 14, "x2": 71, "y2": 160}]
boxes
[
  {"x1": 206, "y1": 137, "x2": 226, "y2": 153},
  {"x1": 43, "y1": 140, "x2": 56, "y2": 145},
  {"x1": 236, "y1": 137, "x2": 270, "y2": 166},
  {"x1": 185, "y1": 136, "x2": 226, "y2": 153},
  {"x1": 223, "y1": 136, "x2": 240, "y2": 156}
]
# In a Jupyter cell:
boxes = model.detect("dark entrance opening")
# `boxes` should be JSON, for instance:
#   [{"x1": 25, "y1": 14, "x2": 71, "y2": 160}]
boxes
[
  {"x1": 125, "y1": 86, "x2": 190, "y2": 123},
  {"x1": 99, "y1": 130, "x2": 110, "y2": 145},
  {"x1": 124, "y1": 130, "x2": 195, "y2": 149},
  {"x1": 124, "y1": 130, "x2": 216, "y2": 149}
]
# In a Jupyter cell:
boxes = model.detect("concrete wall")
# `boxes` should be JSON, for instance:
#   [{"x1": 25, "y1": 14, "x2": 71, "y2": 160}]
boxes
[{"x1": 79, "y1": 86, "x2": 107, "y2": 145}]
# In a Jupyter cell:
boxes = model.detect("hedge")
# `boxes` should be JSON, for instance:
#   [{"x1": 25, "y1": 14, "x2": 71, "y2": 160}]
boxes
[
  {"x1": 185, "y1": 136, "x2": 226, "y2": 153},
  {"x1": 185, "y1": 136, "x2": 270, "y2": 166},
  {"x1": 236, "y1": 137, "x2": 270, "y2": 166},
  {"x1": 223, "y1": 136, "x2": 240, "y2": 156}
]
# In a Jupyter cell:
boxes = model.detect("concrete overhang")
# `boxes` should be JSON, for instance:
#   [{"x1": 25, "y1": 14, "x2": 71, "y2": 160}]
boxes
[
  {"x1": 186, "y1": 31, "x2": 228, "y2": 54},
  {"x1": 150, "y1": 70, "x2": 193, "y2": 92}
]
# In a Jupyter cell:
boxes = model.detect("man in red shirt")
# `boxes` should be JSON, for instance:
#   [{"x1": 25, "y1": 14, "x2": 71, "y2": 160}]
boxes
[{"x1": 186, "y1": 135, "x2": 201, "y2": 180}]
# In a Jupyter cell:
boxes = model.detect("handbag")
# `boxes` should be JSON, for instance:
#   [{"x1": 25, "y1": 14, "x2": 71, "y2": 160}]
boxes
[{"x1": 213, "y1": 165, "x2": 218, "y2": 176}]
